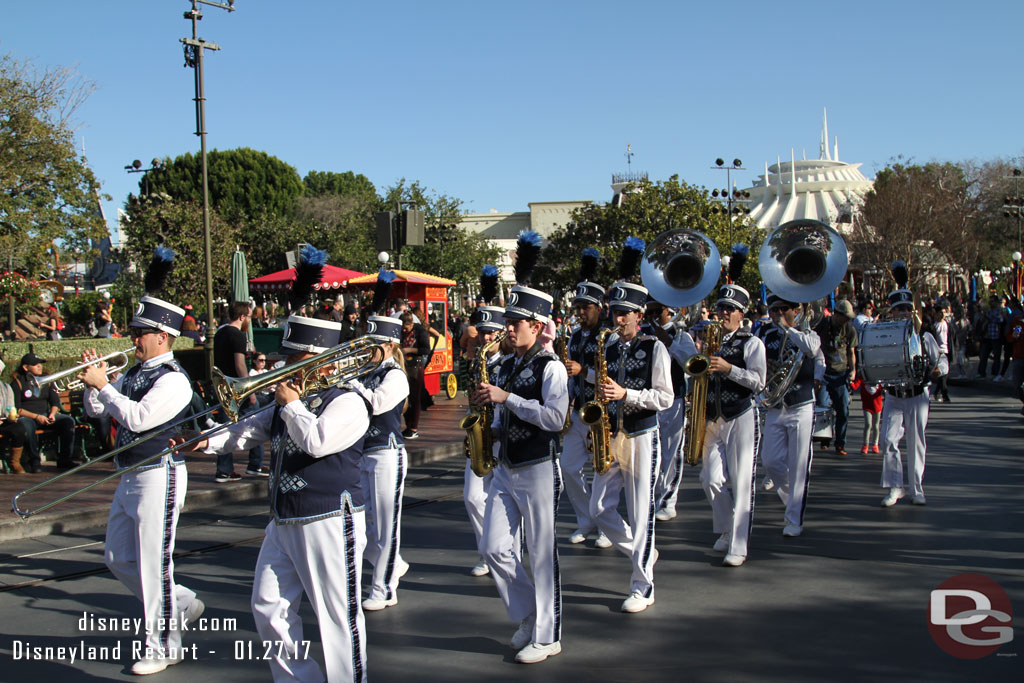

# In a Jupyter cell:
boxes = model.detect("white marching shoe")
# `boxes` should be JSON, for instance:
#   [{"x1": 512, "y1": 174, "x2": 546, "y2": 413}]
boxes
[
  {"x1": 782, "y1": 525, "x2": 803, "y2": 537},
  {"x1": 180, "y1": 597, "x2": 205, "y2": 626},
  {"x1": 881, "y1": 487, "x2": 905, "y2": 507},
  {"x1": 470, "y1": 560, "x2": 490, "y2": 577},
  {"x1": 396, "y1": 557, "x2": 410, "y2": 578},
  {"x1": 515, "y1": 641, "x2": 561, "y2": 664},
  {"x1": 131, "y1": 653, "x2": 183, "y2": 675},
  {"x1": 654, "y1": 507, "x2": 676, "y2": 521},
  {"x1": 621, "y1": 590, "x2": 655, "y2": 613},
  {"x1": 510, "y1": 613, "x2": 536, "y2": 650},
  {"x1": 722, "y1": 554, "x2": 746, "y2": 567},
  {"x1": 712, "y1": 533, "x2": 730, "y2": 553},
  {"x1": 761, "y1": 477, "x2": 775, "y2": 492},
  {"x1": 594, "y1": 531, "x2": 612, "y2": 549},
  {"x1": 568, "y1": 528, "x2": 591, "y2": 544},
  {"x1": 362, "y1": 595, "x2": 398, "y2": 611},
  {"x1": 912, "y1": 494, "x2": 927, "y2": 505}
]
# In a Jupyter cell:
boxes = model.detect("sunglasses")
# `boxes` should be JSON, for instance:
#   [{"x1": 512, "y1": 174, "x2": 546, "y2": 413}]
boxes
[
  {"x1": 716, "y1": 305, "x2": 739, "y2": 314},
  {"x1": 128, "y1": 327, "x2": 161, "y2": 339}
]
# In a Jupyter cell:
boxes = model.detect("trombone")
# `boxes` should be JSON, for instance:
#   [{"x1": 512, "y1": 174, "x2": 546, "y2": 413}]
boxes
[
  {"x1": 36, "y1": 348, "x2": 135, "y2": 392},
  {"x1": 12, "y1": 337, "x2": 384, "y2": 519}
]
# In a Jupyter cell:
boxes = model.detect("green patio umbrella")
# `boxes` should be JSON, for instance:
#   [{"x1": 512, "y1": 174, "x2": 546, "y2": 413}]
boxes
[{"x1": 231, "y1": 247, "x2": 254, "y2": 351}]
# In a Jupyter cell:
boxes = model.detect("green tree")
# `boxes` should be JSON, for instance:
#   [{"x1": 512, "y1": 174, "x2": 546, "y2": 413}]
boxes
[
  {"x1": 303, "y1": 170, "x2": 376, "y2": 200},
  {"x1": 0, "y1": 54, "x2": 108, "y2": 277},
  {"x1": 143, "y1": 147, "x2": 304, "y2": 221},
  {"x1": 119, "y1": 196, "x2": 240, "y2": 312},
  {"x1": 381, "y1": 179, "x2": 498, "y2": 285},
  {"x1": 536, "y1": 176, "x2": 763, "y2": 301}
]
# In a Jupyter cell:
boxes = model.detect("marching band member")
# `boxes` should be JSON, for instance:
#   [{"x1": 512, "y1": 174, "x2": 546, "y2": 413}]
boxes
[
  {"x1": 473, "y1": 231, "x2": 568, "y2": 664},
  {"x1": 590, "y1": 237, "x2": 674, "y2": 612},
  {"x1": 560, "y1": 247, "x2": 609, "y2": 546},
  {"x1": 670, "y1": 245, "x2": 766, "y2": 567},
  {"x1": 356, "y1": 270, "x2": 412, "y2": 611},
  {"x1": 185, "y1": 246, "x2": 373, "y2": 682},
  {"x1": 463, "y1": 264, "x2": 506, "y2": 577},
  {"x1": 758, "y1": 293, "x2": 821, "y2": 537},
  {"x1": 79, "y1": 247, "x2": 205, "y2": 675},
  {"x1": 643, "y1": 300, "x2": 691, "y2": 522},
  {"x1": 880, "y1": 261, "x2": 948, "y2": 507}
]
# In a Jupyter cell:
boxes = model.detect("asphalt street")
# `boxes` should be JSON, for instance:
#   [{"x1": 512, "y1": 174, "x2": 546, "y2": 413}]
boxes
[{"x1": 0, "y1": 383, "x2": 1020, "y2": 682}]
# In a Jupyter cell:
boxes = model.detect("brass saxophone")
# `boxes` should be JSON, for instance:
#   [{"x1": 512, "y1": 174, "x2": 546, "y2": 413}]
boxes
[
  {"x1": 579, "y1": 326, "x2": 621, "y2": 475},
  {"x1": 460, "y1": 331, "x2": 506, "y2": 477},
  {"x1": 683, "y1": 321, "x2": 721, "y2": 466},
  {"x1": 555, "y1": 322, "x2": 573, "y2": 434}
]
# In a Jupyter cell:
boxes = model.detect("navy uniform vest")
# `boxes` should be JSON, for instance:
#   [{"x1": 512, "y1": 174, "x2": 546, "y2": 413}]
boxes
[
  {"x1": 497, "y1": 347, "x2": 560, "y2": 467},
  {"x1": 362, "y1": 363, "x2": 406, "y2": 453},
  {"x1": 707, "y1": 330, "x2": 754, "y2": 421},
  {"x1": 642, "y1": 322, "x2": 686, "y2": 399},
  {"x1": 113, "y1": 360, "x2": 192, "y2": 469},
  {"x1": 568, "y1": 323, "x2": 608, "y2": 405},
  {"x1": 606, "y1": 335, "x2": 660, "y2": 436},
  {"x1": 269, "y1": 387, "x2": 371, "y2": 524},
  {"x1": 762, "y1": 327, "x2": 815, "y2": 408}
]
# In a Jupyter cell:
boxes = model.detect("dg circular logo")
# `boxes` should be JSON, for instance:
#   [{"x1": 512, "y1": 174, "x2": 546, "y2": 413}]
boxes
[{"x1": 928, "y1": 573, "x2": 1013, "y2": 658}]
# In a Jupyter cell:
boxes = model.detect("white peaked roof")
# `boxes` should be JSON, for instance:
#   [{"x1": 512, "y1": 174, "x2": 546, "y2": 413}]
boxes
[{"x1": 743, "y1": 109, "x2": 874, "y2": 234}]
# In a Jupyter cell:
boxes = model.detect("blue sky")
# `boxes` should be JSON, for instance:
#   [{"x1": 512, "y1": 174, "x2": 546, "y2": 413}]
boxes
[{"x1": 5, "y1": 1, "x2": 1022, "y2": 238}]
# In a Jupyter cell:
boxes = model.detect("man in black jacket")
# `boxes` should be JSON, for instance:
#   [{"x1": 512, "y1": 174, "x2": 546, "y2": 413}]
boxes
[
  {"x1": 400, "y1": 312, "x2": 430, "y2": 438},
  {"x1": 12, "y1": 353, "x2": 76, "y2": 471}
]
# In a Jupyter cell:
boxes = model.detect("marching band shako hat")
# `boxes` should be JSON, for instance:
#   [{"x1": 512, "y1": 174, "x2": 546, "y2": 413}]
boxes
[
  {"x1": 365, "y1": 315, "x2": 403, "y2": 343},
  {"x1": 574, "y1": 247, "x2": 605, "y2": 306},
  {"x1": 471, "y1": 305, "x2": 505, "y2": 332},
  {"x1": 132, "y1": 296, "x2": 185, "y2": 336},
  {"x1": 887, "y1": 260, "x2": 914, "y2": 308},
  {"x1": 279, "y1": 315, "x2": 342, "y2": 354},
  {"x1": 131, "y1": 246, "x2": 183, "y2": 336},
  {"x1": 608, "y1": 281, "x2": 649, "y2": 312},
  {"x1": 716, "y1": 243, "x2": 751, "y2": 312},
  {"x1": 505, "y1": 286, "x2": 553, "y2": 324},
  {"x1": 765, "y1": 292, "x2": 796, "y2": 310}
]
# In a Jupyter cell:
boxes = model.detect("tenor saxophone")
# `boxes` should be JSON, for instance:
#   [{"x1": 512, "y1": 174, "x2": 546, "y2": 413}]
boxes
[
  {"x1": 460, "y1": 331, "x2": 506, "y2": 477},
  {"x1": 683, "y1": 321, "x2": 721, "y2": 466},
  {"x1": 579, "y1": 326, "x2": 621, "y2": 475}
]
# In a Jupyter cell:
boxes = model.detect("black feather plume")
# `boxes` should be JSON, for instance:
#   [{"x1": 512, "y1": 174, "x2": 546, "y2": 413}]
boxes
[
  {"x1": 479, "y1": 265, "x2": 498, "y2": 304},
  {"x1": 891, "y1": 260, "x2": 909, "y2": 289},
  {"x1": 371, "y1": 269, "x2": 396, "y2": 314},
  {"x1": 290, "y1": 244, "x2": 328, "y2": 309},
  {"x1": 579, "y1": 248, "x2": 600, "y2": 282},
  {"x1": 144, "y1": 246, "x2": 175, "y2": 295},
  {"x1": 619, "y1": 236, "x2": 645, "y2": 281},
  {"x1": 728, "y1": 243, "x2": 749, "y2": 284},
  {"x1": 514, "y1": 231, "x2": 542, "y2": 285}
]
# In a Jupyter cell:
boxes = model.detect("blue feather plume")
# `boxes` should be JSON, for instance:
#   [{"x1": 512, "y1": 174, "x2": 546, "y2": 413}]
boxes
[
  {"x1": 290, "y1": 244, "x2": 328, "y2": 309},
  {"x1": 514, "y1": 230, "x2": 543, "y2": 285},
  {"x1": 372, "y1": 268, "x2": 397, "y2": 314},
  {"x1": 580, "y1": 247, "x2": 600, "y2": 282},
  {"x1": 891, "y1": 260, "x2": 909, "y2": 289},
  {"x1": 727, "y1": 243, "x2": 749, "y2": 283},
  {"x1": 144, "y1": 246, "x2": 175, "y2": 294},
  {"x1": 618, "y1": 236, "x2": 645, "y2": 281},
  {"x1": 480, "y1": 264, "x2": 499, "y2": 304}
]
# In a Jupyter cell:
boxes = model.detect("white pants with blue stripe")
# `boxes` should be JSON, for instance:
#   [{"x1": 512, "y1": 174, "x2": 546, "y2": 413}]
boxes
[
  {"x1": 483, "y1": 457, "x2": 562, "y2": 645},
  {"x1": 760, "y1": 403, "x2": 814, "y2": 528},
  {"x1": 105, "y1": 459, "x2": 197, "y2": 658},
  {"x1": 360, "y1": 446, "x2": 408, "y2": 601},
  {"x1": 559, "y1": 412, "x2": 596, "y2": 533},
  {"x1": 590, "y1": 428, "x2": 660, "y2": 597},
  {"x1": 701, "y1": 410, "x2": 757, "y2": 558},
  {"x1": 655, "y1": 399, "x2": 686, "y2": 512},
  {"x1": 880, "y1": 391, "x2": 930, "y2": 498},
  {"x1": 464, "y1": 460, "x2": 492, "y2": 562},
  {"x1": 252, "y1": 507, "x2": 368, "y2": 683}
]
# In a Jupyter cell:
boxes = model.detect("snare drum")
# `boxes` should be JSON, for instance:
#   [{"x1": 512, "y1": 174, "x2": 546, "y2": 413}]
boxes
[{"x1": 858, "y1": 320, "x2": 923, "y2": 386}]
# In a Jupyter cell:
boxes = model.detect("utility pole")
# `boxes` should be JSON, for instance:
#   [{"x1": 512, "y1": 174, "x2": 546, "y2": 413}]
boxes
[{"x1": 182, "y1": 0, "x2": 234, "y2": 379}]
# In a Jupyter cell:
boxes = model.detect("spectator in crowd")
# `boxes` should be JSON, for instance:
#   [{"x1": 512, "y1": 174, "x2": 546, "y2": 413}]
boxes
[
  {"x1": 183, "y1": 303, "x2": 197, "y2": 327},
  {"x1": 976, "y1": 295, "x2": 1008, "y2": 380},
  {"x1": 212, "y1": 301, "x2": 253, "y2": 482},
  {"x1": 400, "y1": 311, "x2": 430, "y2": 439},
  {"x1": 93, "y1": 299, "x2": 112, "y2": 338},
  {"x1": 339, "y1": 303, "x2": 359, "y2": 343},
  {"x1": 814, "y1": 299, "x2": 858, "y2": 456},
  {"x1": 1006, "y1": 298, "x2": 1024, "y2": 415},
  {"x1": 243, "y1": 352, "x2": 273, "y2": 477},
  {"x1": 180, "y1": 318, "x2": 202, "y2": 344},
  {"x1": 0, "y1": 357, "x2": 28, "y2": 473},
  {"x1": 852, "y1": 298, "x2": 875, "y2": 338},
  {"x1": 39, "y1": 303, "x2": 64, "y2": 340},
  {"x1": 330, "y1": 296, "x2": 346, "y2": 323},
  {"x1": 12, "y1": 353, "x2": 77, "y2": 471}
]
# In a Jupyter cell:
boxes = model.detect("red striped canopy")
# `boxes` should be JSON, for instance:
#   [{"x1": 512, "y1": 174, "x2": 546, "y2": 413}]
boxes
[{"x1": 249, "y1": 264, "x2": 367, "y2": 292}]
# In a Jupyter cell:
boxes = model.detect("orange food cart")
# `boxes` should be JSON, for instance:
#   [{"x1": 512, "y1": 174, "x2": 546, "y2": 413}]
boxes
[{"x1": 348, "y1": 269, "x2": 458, "y2": 399}]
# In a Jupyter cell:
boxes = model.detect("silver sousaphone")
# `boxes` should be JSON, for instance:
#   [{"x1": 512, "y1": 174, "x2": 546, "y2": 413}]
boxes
[
  {"x1": 641, "y1": 228, "x2": 722, "y2": 309},
  {"x1": 757, "y1": 219, "x2": 849, "y2": 407}
]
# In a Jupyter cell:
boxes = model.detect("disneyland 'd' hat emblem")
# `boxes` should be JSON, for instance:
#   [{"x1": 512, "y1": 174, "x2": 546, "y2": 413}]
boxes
[
  {"x1": 608, "y1": 281, "x2": 648, "y2": 312},
  {"x1": 473, "y1": 305, "x2": 505, "y2": 332}
]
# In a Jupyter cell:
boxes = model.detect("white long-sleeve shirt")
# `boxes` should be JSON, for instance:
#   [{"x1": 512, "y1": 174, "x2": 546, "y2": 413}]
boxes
[
  {"x1": 669, "y1": 329, "x2": 766, "y2": 394},
  {"x1": 612, "y1": 335, "x2": 674, "y2": 413},
  {"x1": 83, "y1": 351, "x2": 192, "y2": 432},
  {"x1": 493, "y1": 353, "x2": 569, "y2": 433},
  {"x1": 350, "y1": 359, "x2": 410, "y2": 416},
  {"x1": 204, "y1": 392, "x2": 369, "y2": 458}
]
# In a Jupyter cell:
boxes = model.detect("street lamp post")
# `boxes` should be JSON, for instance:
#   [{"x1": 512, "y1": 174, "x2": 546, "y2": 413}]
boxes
[
  {"x1": 710, "y1": 158, "x2": 750, "y2": 244},
  {"x1": 124, "y1": 158, "x2": 163, "y2": 197},
  {"x1": 181, "y1": 0, "x2": 234, "y2": 379}
]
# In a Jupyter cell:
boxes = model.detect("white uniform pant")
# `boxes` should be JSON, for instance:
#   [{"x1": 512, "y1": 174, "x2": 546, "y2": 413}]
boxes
[
  {"x1": 105, "y1": 459, "x2": 196, "y2": 657},
  {"x1": 760, "y1": 403, "x2": 814, "y2": 528},
  {"x1": 360, "y1": 446, "x2": 407, "y2": 601},
  {"x1": 482, "y1": 458, "x2": 562, "y2": 645},
  {"x1": 701, "y1": 410, "x2": 756, "y2": 558},
  {"x1": 655, "y1": 399, "x2": 686, "y2": 512},
  {"x1": 252, "y1": 507, "x2": 368, "y2": 683},
  {"x1": 589, "y1": 428, "x2": 660, "y2": 597},
  {"x1": 463, "y1": 460, "x2": 492, "y2": 561},
  {"x1": 559, "y1": 413, "x2": 595, "y2": 532},
  {"x1": 880, "y1": 390, "x2": 930, "y2": 498}
]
